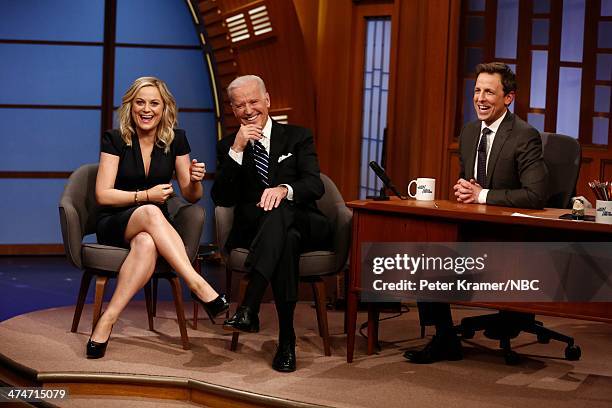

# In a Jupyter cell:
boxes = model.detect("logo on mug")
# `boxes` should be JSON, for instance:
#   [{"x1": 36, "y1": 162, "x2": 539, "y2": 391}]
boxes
[{"x1": 418, "y1": 185, "x2": 433, "y2": 194}]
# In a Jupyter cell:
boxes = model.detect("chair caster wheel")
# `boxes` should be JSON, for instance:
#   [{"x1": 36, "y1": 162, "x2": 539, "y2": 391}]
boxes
[
  {"x1": 565, "y1": 345, "x2": 581, "y2": 361},
  {"x1": 504, "y1": 351, "x2": 520, "y2": 365}
]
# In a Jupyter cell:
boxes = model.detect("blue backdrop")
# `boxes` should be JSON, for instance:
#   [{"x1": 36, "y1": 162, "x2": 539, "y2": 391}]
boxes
[{"x1": 0, "y1": 0, "x2": 218, "y2": 245}]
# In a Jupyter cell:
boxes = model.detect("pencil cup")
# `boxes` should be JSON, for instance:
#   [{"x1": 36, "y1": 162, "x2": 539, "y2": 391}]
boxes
[{"x1": 595, "y1": 200, "x2": 612, "y2": 224}]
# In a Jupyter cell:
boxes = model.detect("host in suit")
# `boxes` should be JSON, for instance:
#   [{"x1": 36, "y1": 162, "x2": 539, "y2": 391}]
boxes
[
  {"x1": 404, "y1": 62, "x2": 548, "y2": 364},
  {"x1": 211, "y1": 75, "x2": 332, "y2": 372}
]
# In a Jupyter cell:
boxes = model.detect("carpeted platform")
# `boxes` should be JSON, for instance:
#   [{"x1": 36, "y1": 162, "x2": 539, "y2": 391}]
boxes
[{"x1": 0, "y1": 302, "x2": 611, "y2": 407}]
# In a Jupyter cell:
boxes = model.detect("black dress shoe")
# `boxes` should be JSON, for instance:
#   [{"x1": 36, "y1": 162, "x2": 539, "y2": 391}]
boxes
[
  {"x1": 272, "y1": 338, "x2": 296, "y2": 372},
  {"x1": 86, "y1": 325, "x2": 113, "y2": 359},
  {"x1": 403, "y1": 334, "x2": 463, "y2": 364},
  {"x1": 191, "y1": 292, "x2": 229, "y2": 324},
  {"x1": 223, "y1": 305, "x2": 260, "y2": 333}
]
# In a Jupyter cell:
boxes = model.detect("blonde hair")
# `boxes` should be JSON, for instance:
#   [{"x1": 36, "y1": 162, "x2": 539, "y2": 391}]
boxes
[{"x1": 117, "y1": 76, "x2": 177, "y2": 153}]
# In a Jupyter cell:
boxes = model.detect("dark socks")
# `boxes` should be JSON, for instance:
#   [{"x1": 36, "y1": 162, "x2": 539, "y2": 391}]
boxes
[
  {"x1": 242, "y1": 270, "x2": 268, "y2": 314},
  {"x1": 276, "y1": 301, "x2": 296, "y2": 343}
]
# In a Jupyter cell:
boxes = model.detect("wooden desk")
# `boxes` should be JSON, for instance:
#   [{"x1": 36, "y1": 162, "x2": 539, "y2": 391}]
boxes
[{"x1": 345, "y1": 198, "x2": 612, "y2": 362}]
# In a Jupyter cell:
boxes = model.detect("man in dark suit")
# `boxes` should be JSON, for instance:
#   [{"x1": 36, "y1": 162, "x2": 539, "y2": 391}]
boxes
[
  {"x1": 211, "y1": 75, "x2": 331, "y2": 372},
  {"x1": 404, "y1": 62, "x2": 548, "y2": 364}
]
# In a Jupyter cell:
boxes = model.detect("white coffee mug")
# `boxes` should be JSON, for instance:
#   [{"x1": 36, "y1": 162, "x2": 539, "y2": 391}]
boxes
[
  {"x1": 595, "y1": 200, "x2": 612, "y2": 224},
  {"x1": 408, "y1": 178, "x2": 436, "y2": 201}
]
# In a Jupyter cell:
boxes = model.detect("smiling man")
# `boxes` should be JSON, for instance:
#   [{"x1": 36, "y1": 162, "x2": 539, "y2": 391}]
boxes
[
  {"x1": 211, "y1": 75, "x2": 332, "y2": 372},
  {"x1": 453, "y1": 62, "x2": 548, "y2": 208},
  {"x1": 405, "y1": 63, "x2": 549, "y2": 364}
]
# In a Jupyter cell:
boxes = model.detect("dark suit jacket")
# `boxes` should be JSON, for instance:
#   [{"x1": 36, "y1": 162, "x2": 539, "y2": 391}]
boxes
[
  {"x1": 211, "y1": 120, "x2": 325, "y2": 248},
  {"x1": 458, "y1": 112, "x2": 548, "y2": 209}
]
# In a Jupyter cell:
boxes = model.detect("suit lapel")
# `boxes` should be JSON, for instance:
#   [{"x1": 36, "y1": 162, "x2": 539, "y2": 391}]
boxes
[
  {"x1": 268, "y1": 120, "x2": 287, "y2": 185},
  {"x1": 485, "y1": 111, "x2": 513, "y2": 188}
]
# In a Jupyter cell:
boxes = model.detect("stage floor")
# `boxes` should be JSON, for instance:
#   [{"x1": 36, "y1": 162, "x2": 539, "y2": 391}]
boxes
[{"x1": 1, "y1": 302, "x2": 611, "y2": 407}]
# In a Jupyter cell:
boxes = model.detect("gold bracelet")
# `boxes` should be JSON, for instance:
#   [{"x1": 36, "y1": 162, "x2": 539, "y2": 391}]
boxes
[
  {"x1": 135, "y1": 189, "x2": 139, "y2": 205},
  {"x1": 146, "y1": 189, "x2": 150, "y2": 202}
]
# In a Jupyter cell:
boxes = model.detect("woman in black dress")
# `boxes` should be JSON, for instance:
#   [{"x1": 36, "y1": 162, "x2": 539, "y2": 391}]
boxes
[{"x1": 87, "y1": 77, "x2": 228, "y2": 358}]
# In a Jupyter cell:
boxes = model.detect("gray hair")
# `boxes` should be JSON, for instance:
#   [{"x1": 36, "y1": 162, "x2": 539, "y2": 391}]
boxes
[{"x1": 227, "y1": 75, "x2": 267, "y2": 100}]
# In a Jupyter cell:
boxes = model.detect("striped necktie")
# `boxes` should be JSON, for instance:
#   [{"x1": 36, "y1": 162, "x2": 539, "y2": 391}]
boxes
[
  {"x1": 253, "y1": 140, "x2": 270, "y2": 186},
  {"x1": 477, "y1": 127, "x2": 491, "y2": 187}
]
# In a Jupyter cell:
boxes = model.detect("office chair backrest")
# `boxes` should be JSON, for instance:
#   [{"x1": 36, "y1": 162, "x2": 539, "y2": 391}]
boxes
[
  {"x1": 316, "y1": 173, "x2": 352, "y2": 272},
  {"x1": 59, "y1": 163, "x2": 99, "y2": 269},
  {"x1": 60, "y1": 163, "x2": 100, "y2": 237},
  {"x1": 316, "y1": 173, "x2": 346, "y2": 223},
  {"x1": 541, "y1": 132, "x2": 581, "y2": 209}
]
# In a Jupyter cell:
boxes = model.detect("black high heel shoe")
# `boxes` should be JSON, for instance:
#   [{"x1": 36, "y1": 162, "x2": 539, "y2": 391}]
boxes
[
  {"x1": 86, "y1": 323, "x2": 113, "y2": 359},
  {"x1": 191, "y1": 292, "x2": 229, "y2": 324}
]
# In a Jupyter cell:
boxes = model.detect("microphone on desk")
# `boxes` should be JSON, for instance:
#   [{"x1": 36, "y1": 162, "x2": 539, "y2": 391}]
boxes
[{"x1": 369, "y1": 161, "x2": 406, "y2": 199}]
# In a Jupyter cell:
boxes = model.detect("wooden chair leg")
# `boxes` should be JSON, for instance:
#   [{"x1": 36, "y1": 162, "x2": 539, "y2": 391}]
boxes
[
  {"x1": 168, "y1": 276, "x2": 190, "y2": 350},
  {"x1": 312, "y1": 279, "x2": 331, "y2": 356},
  {"x1": 151, "y1": 276, "x2": 158, "y2": 317},
  {"x1": 343, "y1": 267, "x2": 349, "y2": 334},
  {"x1": 92, "y1": 276, "x2": 108, "y2": 333},
  {"x1": 144, "y1": 281, "x2": 154, "y2": 331},
  {"x1": 230, "y1": 274, "x2": 248, "y2": 352},
  {"x1": 71, "y1": 272, "x2": 93, "y2": 333},
  {"x1": 367, "y1": 304, "x2": 380, "y2": 355},
  {"x1": 230, "y1": 332, "x2": 240, "y2": 351}
]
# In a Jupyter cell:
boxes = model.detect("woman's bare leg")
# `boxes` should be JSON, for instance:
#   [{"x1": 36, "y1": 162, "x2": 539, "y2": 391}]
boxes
[
  {"x1": 90, "y1": 232, "x2": 157, "y2": 342},
  {"x1": 124, "y1": 205, "x2": 219, "y2": 303}
]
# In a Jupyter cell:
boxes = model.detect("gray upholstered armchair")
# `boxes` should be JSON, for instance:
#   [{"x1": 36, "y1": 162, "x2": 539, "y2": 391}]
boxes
[
  {"x1": 59, "y1": 163, "x2": 204, "y2": 350},
  {"x1": 212, "y1": 173, "x2": 352, "y2": 356}
]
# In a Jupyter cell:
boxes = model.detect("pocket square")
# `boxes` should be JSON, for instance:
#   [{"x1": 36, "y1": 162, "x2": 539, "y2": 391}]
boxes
[{"x1": 278, "y1": 153, "x2": 293, "y2": 163}]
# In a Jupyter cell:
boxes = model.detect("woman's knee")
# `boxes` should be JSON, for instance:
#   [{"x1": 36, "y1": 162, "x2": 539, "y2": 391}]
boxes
[
  {"x1": 130, "y1": 232, "x2": 158, "y2": 257},
  {"x1": 133, "y1": 204, "x2": 165, "y2": 225}
]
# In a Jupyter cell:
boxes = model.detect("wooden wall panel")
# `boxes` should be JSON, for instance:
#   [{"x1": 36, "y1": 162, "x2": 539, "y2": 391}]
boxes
[
  {"x1": 292, "y1": 0, "x2": 319, "y2": 83},
  {"x1": 448, "y1": 149, "x2": 461, "y2": 200},
  {"x1": 310, "y1": 0, "x2": 355, "y2": 198},
  {"x1": 306, "y1": 0, "x2": 461, "y2": 201},
  {"x1": 386, "y1": 0, "x2": 460, "y2": 200},
  {"x1": 601, "y1": 159, "x2": 612, "y2": 184},
  {"x1": 576, "y1": 149, "x2": 612, "y2": 205},
  {"x1": 576, "y1": 157, "x2": 594, "y2": 201},
  {"x1": 215, "y1": 0, "x2": 316, "y2": 130}
]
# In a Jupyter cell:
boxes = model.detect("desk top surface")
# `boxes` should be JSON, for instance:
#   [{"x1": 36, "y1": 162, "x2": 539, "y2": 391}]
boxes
[{"x1": 346, "y1": 198, "x2": 612, "y2": 234}]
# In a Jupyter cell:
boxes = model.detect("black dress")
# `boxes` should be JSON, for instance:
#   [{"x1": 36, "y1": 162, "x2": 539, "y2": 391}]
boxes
[{"x1": 96, "y1": 129, "x2": 191, "y2": 248}]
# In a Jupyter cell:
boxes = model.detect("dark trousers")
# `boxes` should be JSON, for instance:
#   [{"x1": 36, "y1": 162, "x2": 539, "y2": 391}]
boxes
[
  {"x1": 242, "y1": 201, "x2": 332, "y2": 302},
  {"x1": 417, "y1": 301, "x2": 454, "y2": 334}
]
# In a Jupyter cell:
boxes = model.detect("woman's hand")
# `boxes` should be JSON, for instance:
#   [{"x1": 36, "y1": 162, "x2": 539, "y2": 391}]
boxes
[
  {"x1": 147, "y1": 184, "x2": 174, "y2": 204},
  {"x1": 175, "y1": 154, "x2": 203, "y2": 203},
  {"x1": 189, "y1": 159, "x2": 206, "y2": 183}
]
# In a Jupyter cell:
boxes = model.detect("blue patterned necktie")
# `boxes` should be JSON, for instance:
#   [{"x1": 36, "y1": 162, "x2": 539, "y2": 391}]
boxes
[
  {"x1": 253, "y1": 140, "x2": 269, "y2": 186},
  {"x1": 477, "y1": 127, "x2": 492, "y2": 187}
]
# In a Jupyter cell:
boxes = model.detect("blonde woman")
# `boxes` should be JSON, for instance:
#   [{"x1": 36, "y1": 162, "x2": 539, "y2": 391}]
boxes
[{"x1": 88, "y1": 77, "x2": 228, "y2": 358}]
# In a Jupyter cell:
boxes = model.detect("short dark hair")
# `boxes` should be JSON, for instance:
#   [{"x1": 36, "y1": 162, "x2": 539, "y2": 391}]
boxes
[{"x1": 475, "y1": 62, "x2": 516, "y2": 95}]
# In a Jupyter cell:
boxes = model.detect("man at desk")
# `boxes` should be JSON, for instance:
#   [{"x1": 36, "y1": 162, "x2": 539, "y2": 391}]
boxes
[{"x1": 404, "y1": 62, "x2": 548, "y2": 364}]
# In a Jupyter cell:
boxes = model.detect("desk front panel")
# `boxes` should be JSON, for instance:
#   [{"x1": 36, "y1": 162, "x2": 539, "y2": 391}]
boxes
[{"x1": 348, "y1": 200, "x2": 612, "y2": 322}]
